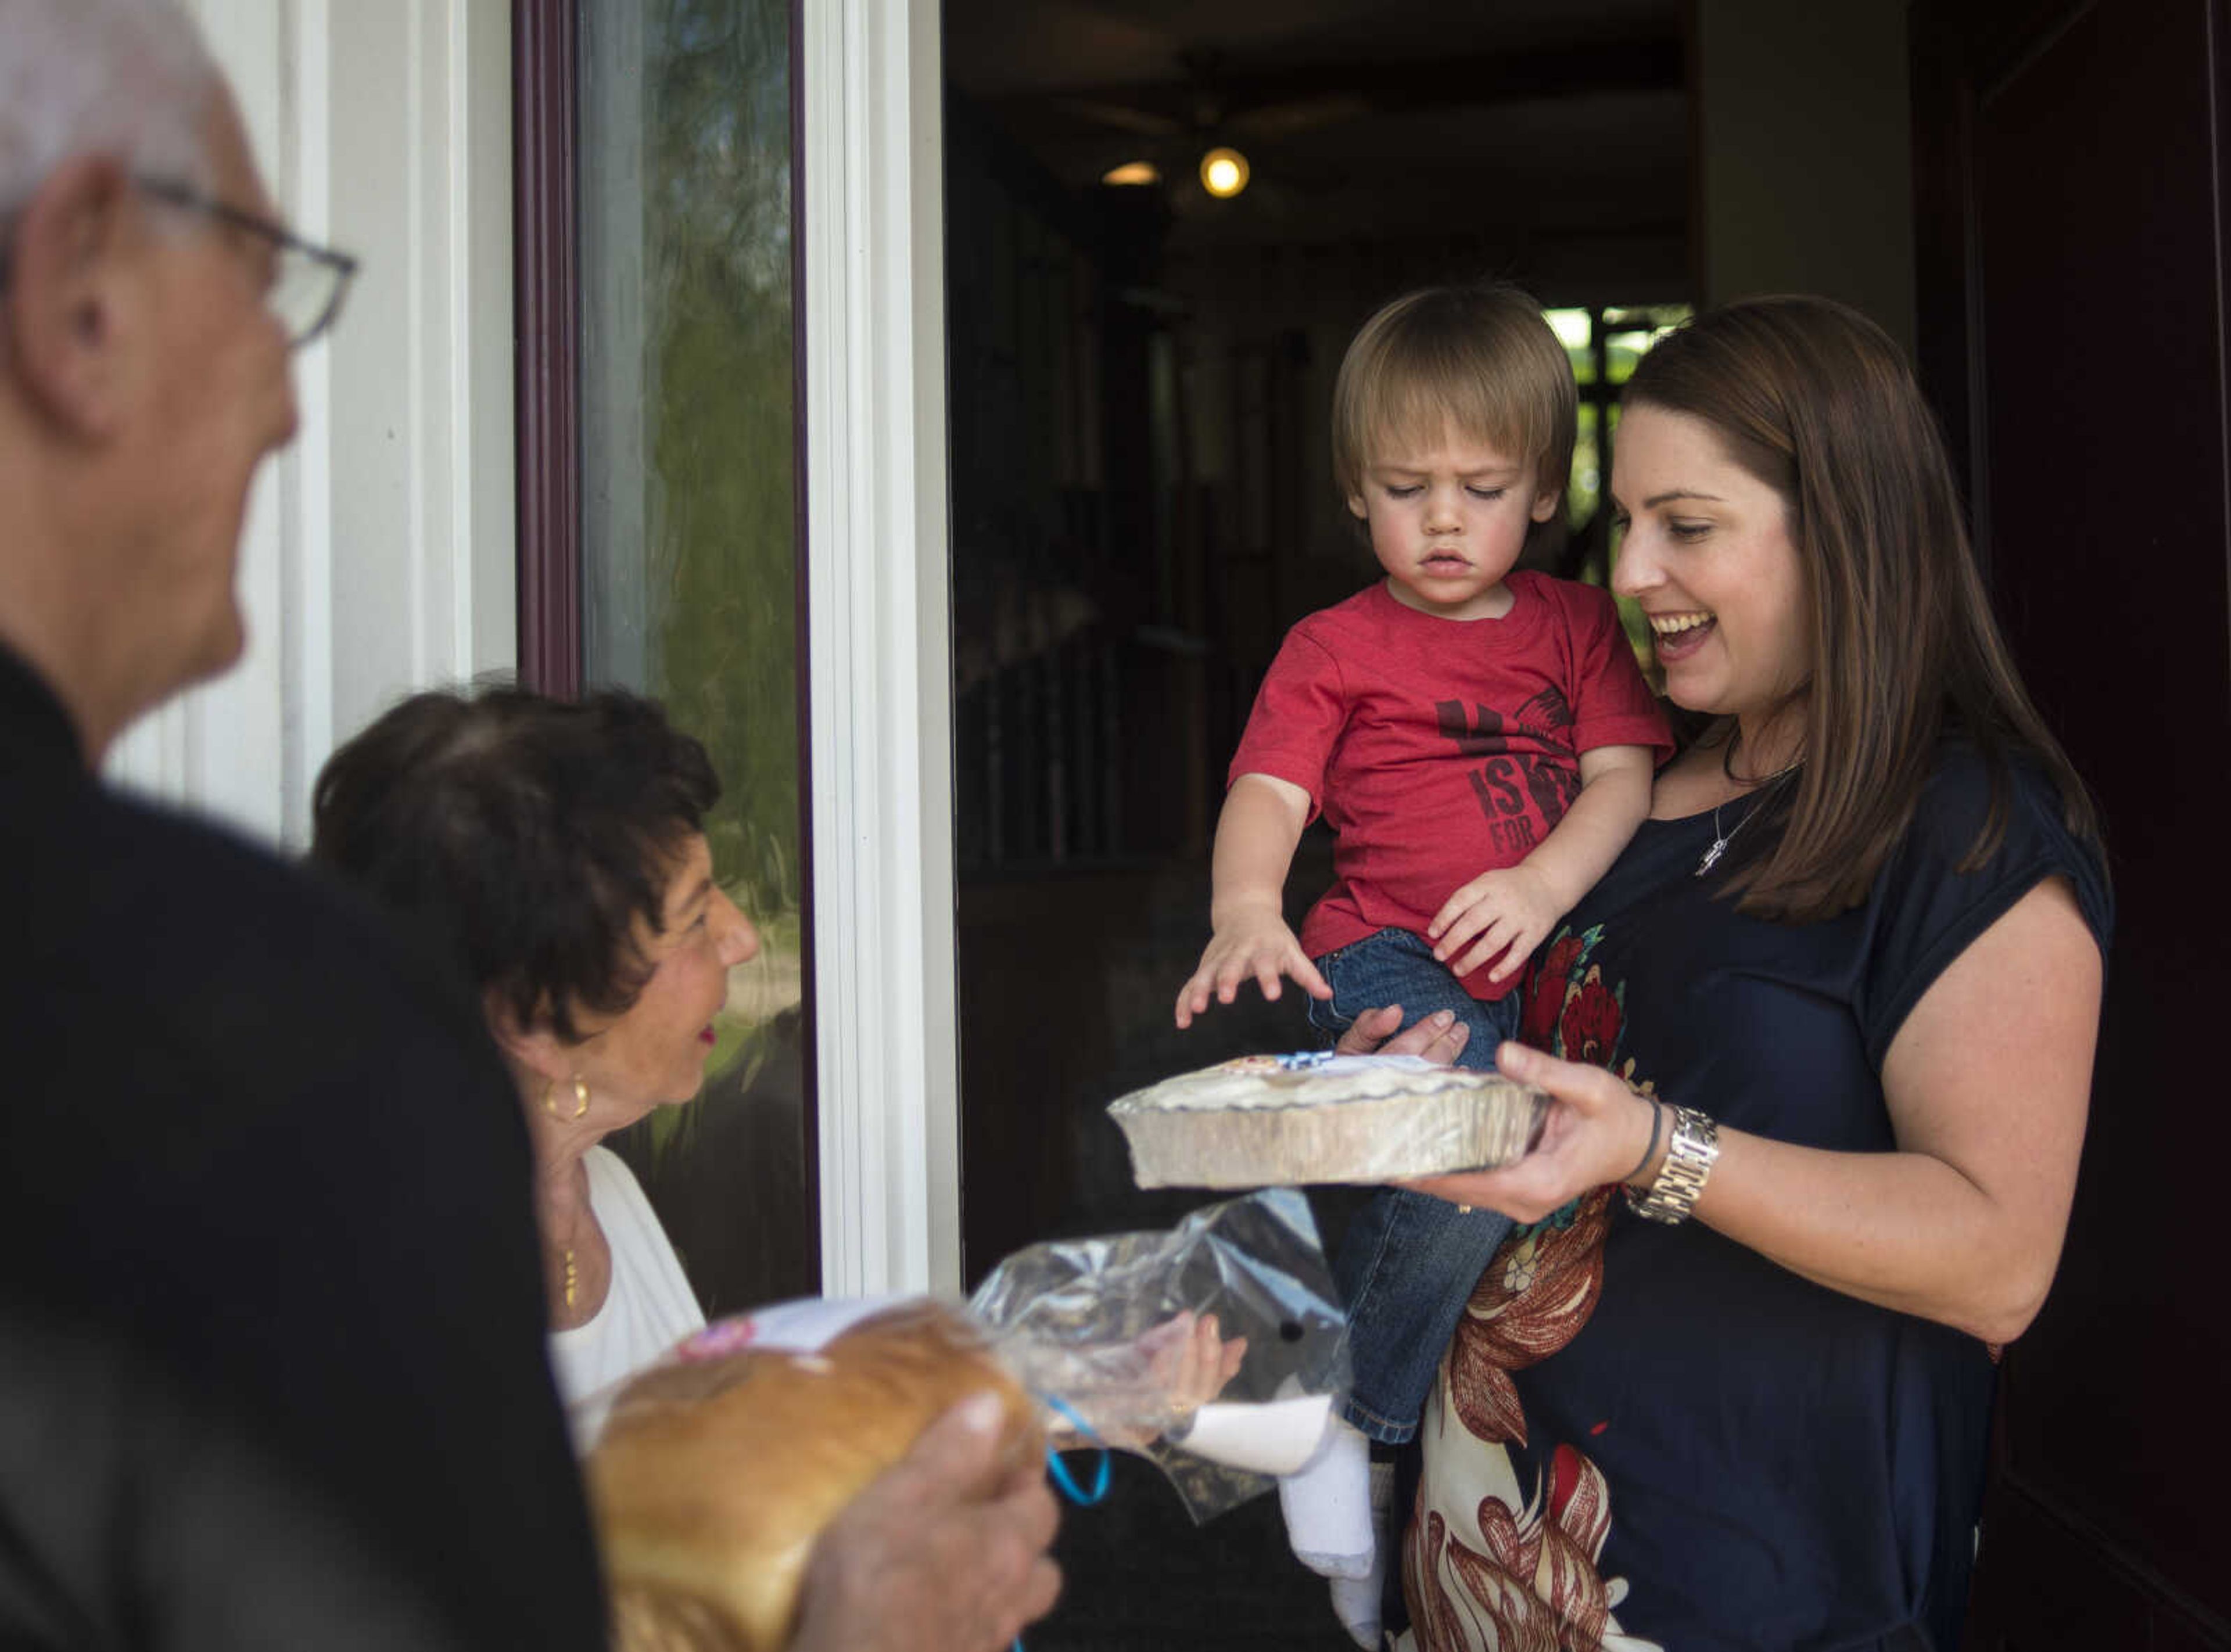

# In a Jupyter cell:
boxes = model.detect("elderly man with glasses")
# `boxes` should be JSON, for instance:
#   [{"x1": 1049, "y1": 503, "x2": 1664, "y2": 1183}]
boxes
[
  {"x1": 0, "y1": 2, "x2": 608, "y2": 1647},
  {"x1": 0, "y1": 3, "x2": 1058, "y2": 1650}
]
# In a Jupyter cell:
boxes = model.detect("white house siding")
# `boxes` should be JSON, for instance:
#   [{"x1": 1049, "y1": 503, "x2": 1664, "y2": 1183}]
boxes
[{"x1": 106, "y1": 0, "x2": 518, "y2": 849}]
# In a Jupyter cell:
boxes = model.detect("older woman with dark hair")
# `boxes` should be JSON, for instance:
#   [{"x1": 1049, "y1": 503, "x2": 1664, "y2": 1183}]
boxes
[
  {"x1": 311, "y1": 687, "x2": 755, "y2": 1410},
  {"x1": 312, "y1": 685, "x2": 1068, "y2": 1652}
]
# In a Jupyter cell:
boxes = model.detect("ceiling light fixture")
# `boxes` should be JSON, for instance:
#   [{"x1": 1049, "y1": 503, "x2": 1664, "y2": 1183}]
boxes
[
  {"x1": 1199, "y1": 146, "x2": 1250, "y2": 199},
  {"x1": 1102, "y1": 160, "x2": 1161, "y2": 186}
]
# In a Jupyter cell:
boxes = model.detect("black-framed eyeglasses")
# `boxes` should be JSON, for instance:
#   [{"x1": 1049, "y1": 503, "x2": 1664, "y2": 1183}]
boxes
[{"x1": 135, "y1": 177, "x2": 360, "y2": 350}]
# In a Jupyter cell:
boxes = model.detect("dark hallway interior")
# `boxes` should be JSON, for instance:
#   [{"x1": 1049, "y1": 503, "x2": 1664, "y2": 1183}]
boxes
[{"x1": 942, "y1": 0, "x2": 1692, "y2": 1268}]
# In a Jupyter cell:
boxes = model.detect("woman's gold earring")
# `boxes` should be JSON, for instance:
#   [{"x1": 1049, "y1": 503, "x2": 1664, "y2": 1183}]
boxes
[
  {"x1": 572, "y1": 1076, "x2": 590, "y2": 1119},
  {"x1": 542, "y1": 1079, "x2": 561, "y2": 1119}
]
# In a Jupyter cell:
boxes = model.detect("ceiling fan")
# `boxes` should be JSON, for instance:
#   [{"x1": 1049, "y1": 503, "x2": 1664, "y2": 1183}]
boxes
[{"x1": 1050, "y1": 49, "x2": 1366, "y2": 206}]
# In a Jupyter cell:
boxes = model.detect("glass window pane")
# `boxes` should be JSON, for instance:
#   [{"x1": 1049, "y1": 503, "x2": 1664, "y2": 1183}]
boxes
[
  {"x1": 1606, "y1": 329, "x2": 1656, "y2": 385},
  {"x1": 1568, "y1": 401, "x2": 1601, "y2": 531},
  {"x1": 1545, "y1": 305, "x2": 1597, "y2": 386},
  {"x1": 1604, "y1": 304, "x2": 1692, "y2": 383},
  {"x1": 578, "y1": 0, "x2": 812, "y2": 1314}
]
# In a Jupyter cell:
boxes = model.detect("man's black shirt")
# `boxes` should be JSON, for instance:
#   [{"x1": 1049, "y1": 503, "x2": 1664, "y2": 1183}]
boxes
[{"x1": 0, "y1": 645, "x2": 605, "y2": 1649}]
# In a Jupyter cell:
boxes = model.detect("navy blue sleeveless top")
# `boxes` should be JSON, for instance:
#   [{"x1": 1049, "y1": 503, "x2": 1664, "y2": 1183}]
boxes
[{"x1": 1404, "y1": 744, "x2": 2110, "y2": 1652}]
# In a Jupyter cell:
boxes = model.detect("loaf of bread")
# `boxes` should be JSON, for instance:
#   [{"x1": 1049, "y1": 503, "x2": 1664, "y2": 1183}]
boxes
[{"x1": 587, "y1": 1299, "x2": 1045, "y2": 1652}]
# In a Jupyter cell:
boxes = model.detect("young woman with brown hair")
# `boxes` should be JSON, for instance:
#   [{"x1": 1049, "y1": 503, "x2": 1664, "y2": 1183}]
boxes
[{"x1": 1367, "y1": 295, "x2": 2109, "y2": 1651}]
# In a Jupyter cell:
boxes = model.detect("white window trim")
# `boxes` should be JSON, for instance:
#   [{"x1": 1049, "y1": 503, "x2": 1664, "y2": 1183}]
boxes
[{"x1": 800, "y1": 0, "x2": 960, "y2": 1297}]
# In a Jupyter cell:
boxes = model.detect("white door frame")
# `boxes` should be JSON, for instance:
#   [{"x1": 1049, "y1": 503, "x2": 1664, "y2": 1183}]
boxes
[{"x1": 799, "y1": 0, "x2": 961, "y2": 1297}]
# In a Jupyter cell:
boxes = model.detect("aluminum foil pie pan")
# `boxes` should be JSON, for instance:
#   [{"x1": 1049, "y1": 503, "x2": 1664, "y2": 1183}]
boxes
[{"x1": 1108, "y1": 1053, "x2": 1549, "y2": 1190}]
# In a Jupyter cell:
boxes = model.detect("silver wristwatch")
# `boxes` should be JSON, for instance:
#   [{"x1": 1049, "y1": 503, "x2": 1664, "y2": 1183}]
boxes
[{"x1": 1624, "y1": 1106, "x2": 1720, "y2": 1224}]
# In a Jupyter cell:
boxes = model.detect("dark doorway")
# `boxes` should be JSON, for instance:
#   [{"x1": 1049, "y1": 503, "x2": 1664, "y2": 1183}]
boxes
[
  {"x1": 942, "y1": 5, "x2": 1689, "y2": 1647},
  {"x1": 942, "y1": 0, "x2": 1690, "y2": 1267},
  {"x1": 1915, "y1": 1, "x2": 2231, "y2": 1645}
]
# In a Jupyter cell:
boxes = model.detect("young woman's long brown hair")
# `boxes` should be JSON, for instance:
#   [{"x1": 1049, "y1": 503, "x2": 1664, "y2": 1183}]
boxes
[{"x1": 1623, "y1": 295, "x2": 2101, "y2": 921}]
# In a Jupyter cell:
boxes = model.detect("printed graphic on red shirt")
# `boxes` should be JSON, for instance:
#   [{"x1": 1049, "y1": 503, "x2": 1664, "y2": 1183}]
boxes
[{"x1": 1437, "y1": 694, "x2": 1583, "y2": 859}]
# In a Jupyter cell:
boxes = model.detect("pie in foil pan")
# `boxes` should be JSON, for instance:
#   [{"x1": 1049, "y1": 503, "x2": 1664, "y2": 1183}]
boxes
[{"x1": 1107, "y1": 1053, "x2": 1549, "y2": 1189}]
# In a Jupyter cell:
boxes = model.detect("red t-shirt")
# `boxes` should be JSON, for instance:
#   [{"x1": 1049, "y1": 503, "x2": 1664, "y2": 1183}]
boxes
[{"x1": 1229, "y1": 572, "x2": 1672, "y2": 999}]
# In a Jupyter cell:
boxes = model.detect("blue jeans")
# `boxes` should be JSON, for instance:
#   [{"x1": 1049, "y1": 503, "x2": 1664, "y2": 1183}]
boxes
[{"x1": 1307, "y1": 927, "x2": 1520, "y2": 1445}]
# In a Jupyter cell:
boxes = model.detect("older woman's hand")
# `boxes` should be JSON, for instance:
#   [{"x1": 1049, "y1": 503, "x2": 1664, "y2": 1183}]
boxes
[
  {"x1": 1041, "y1": 1309, "x2": 1252, "y2": 1453},
  {"x1": 1135, "y1": 1309, "x2": 1249, "y2": 1432},
  {"x1": 1403, "y1": 1040, "x2": 1663, "y2": 1226},
  {"x1": 1331, "y1": 1005, "x2": 1472, "y2": 1065},
  {"x1": 791, "y1": 1393, "x2": 1061, "y2": 1652}
]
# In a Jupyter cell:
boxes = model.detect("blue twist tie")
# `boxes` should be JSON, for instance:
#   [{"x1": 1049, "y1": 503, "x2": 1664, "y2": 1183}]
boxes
[
  {"x1": 1038, "y1": 1391, "x2": 1111, "y2": 1506},
  {"x1": 1013, "y1": 1394, "x2": 1113, "y2": 1651}
]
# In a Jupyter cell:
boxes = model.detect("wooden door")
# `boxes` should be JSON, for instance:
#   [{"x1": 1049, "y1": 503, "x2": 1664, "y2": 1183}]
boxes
[{"x1": 1911, "y1": 1, "x2": 2231, "y2": 1644}]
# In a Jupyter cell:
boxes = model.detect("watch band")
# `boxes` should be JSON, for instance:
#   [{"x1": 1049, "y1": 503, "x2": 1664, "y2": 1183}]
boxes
[{"x1": 1623, "y1": 1105, "x2": 1720, "y2": 1224}]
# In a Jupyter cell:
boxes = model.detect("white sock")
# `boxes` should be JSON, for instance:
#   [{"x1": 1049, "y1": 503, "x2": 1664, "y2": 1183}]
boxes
[
  {"x1": 1328, "y1": 1453, "x2": 1396, "y2": 1648},
  {"x1": 1329, "y1": 1563, "x2": 1383, "y2": 1650},
  {"x1": 1278, "y1": 1416, "x2": 1374, "y2": 1579}
]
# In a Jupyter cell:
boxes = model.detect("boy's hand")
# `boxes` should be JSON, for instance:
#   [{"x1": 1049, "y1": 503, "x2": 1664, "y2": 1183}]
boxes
[
  {"x1": 1174, "y1": 908, "x2": 1333, "y2": 1028},
  {"x1": 1427, "y1": 864, "x2": 1563, "y2": 985}
]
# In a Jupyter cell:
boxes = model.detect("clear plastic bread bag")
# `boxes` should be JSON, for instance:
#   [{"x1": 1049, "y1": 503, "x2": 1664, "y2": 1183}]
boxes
[
  {"x1": 573, "y1": 1187, "x2": 1348, "y2": 1525},
  {"x1": 967, "y1": 1185, "x2": 1350, "y2": 1521}
]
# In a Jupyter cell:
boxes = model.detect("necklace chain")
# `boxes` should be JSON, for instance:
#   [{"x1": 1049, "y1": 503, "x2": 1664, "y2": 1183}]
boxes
[{"x1": 1720, "y1": 723, "x2": 1803, "y2": 787}]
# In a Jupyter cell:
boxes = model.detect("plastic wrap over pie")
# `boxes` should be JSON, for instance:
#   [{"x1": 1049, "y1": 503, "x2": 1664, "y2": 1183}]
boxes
[{"x1": 1108, "y1": 1053, "x2": 1548, "y2": 1188}]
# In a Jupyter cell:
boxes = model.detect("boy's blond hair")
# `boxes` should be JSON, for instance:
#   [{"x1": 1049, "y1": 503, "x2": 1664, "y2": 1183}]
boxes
[{"x1": 1331, "y1": 284, "x2": 1577, "y2": 512}]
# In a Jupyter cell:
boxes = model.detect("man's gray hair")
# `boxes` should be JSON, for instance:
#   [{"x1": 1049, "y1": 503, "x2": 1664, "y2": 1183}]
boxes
[{"x1": 0, "y1": 0, "x2": 218, "y2": 221}]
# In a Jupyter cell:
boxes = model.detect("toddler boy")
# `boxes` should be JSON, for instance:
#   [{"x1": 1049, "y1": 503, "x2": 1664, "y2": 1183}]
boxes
[{"x1": 1172, "y1": 283, "x2": 1671, "y2": 1644}]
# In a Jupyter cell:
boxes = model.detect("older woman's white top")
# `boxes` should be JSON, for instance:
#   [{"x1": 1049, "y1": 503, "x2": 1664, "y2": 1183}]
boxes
[{"x1": 548, "y1": 1145, "x2": 705, "y2": 1450}]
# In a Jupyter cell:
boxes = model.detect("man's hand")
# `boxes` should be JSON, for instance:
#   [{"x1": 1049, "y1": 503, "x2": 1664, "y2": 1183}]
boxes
[
  {"x1": 1427, "y1": 863, "x2": 1563, "y2": 985},
  {"x1": 791, "y1": 1393, "x2": 1061, "y2": 1652},
  {"x1": 1174, "y1": 907, "x2": 1333, "y2": 1028},
  {"x1": 1332, "y1": 1005, "x2": 1470, "y2": 1065}
]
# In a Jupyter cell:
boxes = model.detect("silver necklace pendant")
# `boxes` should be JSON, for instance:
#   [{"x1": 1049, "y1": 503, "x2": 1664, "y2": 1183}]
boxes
[
  {"x1": 1696, "y1": 796, "x2": 1741, "y2": 877},
  {"x1": 1695, "y1": 759, "x2": 1799, "y2": 878}
]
